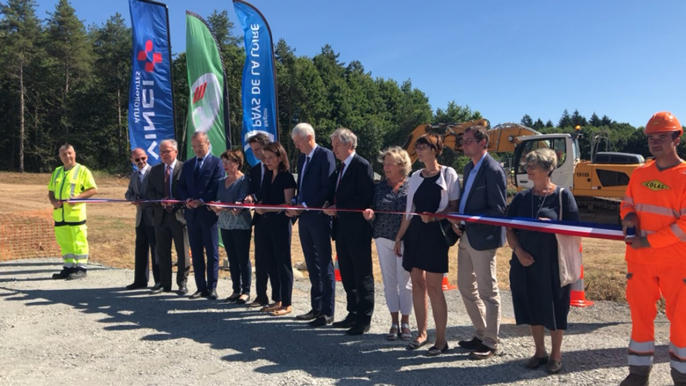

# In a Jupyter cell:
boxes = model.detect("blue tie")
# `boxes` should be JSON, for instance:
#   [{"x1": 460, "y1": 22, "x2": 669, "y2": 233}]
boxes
[{"x1": 194, "y1": 158, "x2": 203, "y2": 179}]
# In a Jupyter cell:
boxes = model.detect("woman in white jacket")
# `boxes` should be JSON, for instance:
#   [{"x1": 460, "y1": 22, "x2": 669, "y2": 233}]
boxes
[{"x1": 394, "y1": 134, "x2": 460, "y2": 356}]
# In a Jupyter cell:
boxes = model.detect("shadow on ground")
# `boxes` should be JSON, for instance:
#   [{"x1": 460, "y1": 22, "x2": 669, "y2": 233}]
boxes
[{"x1": 0, "y1": 260, "x2": 662, "y2": 385}]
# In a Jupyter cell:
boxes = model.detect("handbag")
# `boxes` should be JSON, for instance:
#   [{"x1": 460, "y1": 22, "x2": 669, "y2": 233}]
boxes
[
  {"x1": 439, "y1": 219, "x2": 459, "y2": 247},
  {"x1": 555, "y1": 188, "x2": 582, "y2": 287}
]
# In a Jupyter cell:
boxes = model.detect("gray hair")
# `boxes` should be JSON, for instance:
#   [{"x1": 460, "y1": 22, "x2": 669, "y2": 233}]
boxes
[
  {"x1": 377, "y1": 146, "x2": 412, "y2": 177},
  {"x1": 330, "y1": 128, "x2": 357, "y2": 149},
  {"x1": 160, "y1": 139, "x2": 178, "y2": 151},
  {"x1": 291, "y1": 123, "x2": 315, "y2": 139},
  {"x1": 523, "y1": 148, "x2": 557, "y2": 175},
  {"x1": 191, "y1": 131, "x2": 209, "y2": 142}
]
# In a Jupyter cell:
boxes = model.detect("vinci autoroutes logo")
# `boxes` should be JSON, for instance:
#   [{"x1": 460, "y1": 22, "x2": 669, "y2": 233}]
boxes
[
  {"x1": 190, "y1": 73, "x2": 221, "y2": 133},
  {"x1": 137, "y1": 40, "x2": 162, "y2": 72}
]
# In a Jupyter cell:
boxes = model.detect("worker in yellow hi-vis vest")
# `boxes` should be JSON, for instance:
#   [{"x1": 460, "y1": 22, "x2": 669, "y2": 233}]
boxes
[{"x1": 47, "y1": 144, "x2": 97, "y2": 280}]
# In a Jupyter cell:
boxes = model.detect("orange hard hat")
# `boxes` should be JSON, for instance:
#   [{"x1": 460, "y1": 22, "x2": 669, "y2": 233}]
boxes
[{"x1": 644, "y1": 111, "x2": 683, "y2": 135}]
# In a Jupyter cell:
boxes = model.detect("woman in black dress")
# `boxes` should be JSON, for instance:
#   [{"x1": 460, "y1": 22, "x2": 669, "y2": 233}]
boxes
[
  {"x1": 254, "y1": 142, "x2": 296, "y2": 316},
  {"x1": 395, "y1": 134, "x2": 460, "y2": 356},
  {"x1": 506, "y1": 148, "x2": 580, "y2": 374}
]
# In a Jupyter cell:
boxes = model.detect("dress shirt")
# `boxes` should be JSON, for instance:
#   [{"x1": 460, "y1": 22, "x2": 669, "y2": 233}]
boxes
[{"x1": 459, "y1": 152, "x2": 487, "y2": 215}]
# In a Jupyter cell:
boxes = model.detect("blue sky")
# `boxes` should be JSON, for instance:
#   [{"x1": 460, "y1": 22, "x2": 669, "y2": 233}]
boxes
[{"x1": 36, "y1": 0, "x2": 686, "y2": 128}]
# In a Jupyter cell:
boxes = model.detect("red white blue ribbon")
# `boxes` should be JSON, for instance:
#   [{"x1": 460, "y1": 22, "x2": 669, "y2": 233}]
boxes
[{"x1": 65, "y1": 198, "x2": 624, "y2": 241}]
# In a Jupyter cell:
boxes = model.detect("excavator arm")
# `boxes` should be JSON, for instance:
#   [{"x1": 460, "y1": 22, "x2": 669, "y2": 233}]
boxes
[{"x1": 403, "y1": 119, "x2": 540, "y2": 164}]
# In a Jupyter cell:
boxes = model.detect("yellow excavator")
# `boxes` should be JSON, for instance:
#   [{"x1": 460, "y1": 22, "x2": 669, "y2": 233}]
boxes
[{"x1": 402, "y1": 121, "x2": 644, "y2": 224}]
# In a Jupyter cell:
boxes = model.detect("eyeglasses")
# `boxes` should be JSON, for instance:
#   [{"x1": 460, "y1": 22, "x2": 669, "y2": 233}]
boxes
[
  {"x1": 160, "y1": 150, "x2": 176, "y2": 155},
  {"x1": 522, "y1": 164, "x2": 539, "y2": 171},
  {"x1": 463, "y1": 138, "x2": 477, "y2": 146},
  {"x1": 134, "y1": 157, "x2": 147, "y2": 162}
]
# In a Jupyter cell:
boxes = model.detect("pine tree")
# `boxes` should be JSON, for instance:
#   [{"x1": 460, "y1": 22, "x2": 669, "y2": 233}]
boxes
[
  {"x1": 558, "y1": 109, "x2": 572, "y2": 128},
  {"x1": 0, "y1": 0, "x2": 41, "y2": 171},
  {"x1": 45, "y1": 0, "x2": 92, "y2": 140},
  {"x1": 520, "y1": 114, "x2": 533, "y2": 127}
]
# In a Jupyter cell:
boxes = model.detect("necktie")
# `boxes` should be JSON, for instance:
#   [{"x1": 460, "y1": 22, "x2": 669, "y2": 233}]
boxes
[
  {"x1": 336, "y1": 162, "x2": 345, "y2": 191},
  {"x1": 164, "y1": 165, "x2": 172, "y2": 212},
  {"x1": 334, "y1": 162, "x2": 345, "y2": 205},
  {"x1": 194, "y1": 158, "x2": 203, "y2": 179},
  {"x1": 298, "y1": 156, "x2": 310, "y2": 202},
  {"x1": 260, "y1": 163, "x2": 266, "y2": 188}
]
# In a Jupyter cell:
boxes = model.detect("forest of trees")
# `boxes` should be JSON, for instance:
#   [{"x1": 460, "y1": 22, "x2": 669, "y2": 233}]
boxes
[{"x1": 0, "y1": 0, "x2": 678, "y2": 176}]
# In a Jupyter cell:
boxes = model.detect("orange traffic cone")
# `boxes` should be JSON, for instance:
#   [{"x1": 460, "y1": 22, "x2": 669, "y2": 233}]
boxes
[
  {"x1": 333, "y1": 254, "x2": 342, "y2": 282},
  {"x1": 442, "y1": 273, "x2": 456, "y2": 291},
  {"x1": 570, "y1": 264, "x2": 594, "y2": 307}
]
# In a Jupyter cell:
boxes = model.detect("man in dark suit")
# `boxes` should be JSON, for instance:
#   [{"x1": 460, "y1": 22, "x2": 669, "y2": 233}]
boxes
[
  {"x1": 146, "y1": 139, "x2": 190, "y2": 295},
  {"x1": 323, "y1": 128, "x2": 375, "y2": 335},
  {"x1": 177, "y1": 131, "x2": 224, "y2": 300},
  {"x1": 124, "y1": 148, "x2": 160, "y2": 290},
  {"x1": 244, "y1": 132, "x2": 272, "y2": 308},
  {"x1": 451, "y1": 125, "x2": 507, "y2": 359},
  {"x1": 286, "y1": 123, "x2": 336, "y2": 327}
]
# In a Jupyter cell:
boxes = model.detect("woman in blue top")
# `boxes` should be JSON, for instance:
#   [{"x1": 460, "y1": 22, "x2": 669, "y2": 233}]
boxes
[{"x1": 211, "y1": 149, "x2": 252, "y2": 304}]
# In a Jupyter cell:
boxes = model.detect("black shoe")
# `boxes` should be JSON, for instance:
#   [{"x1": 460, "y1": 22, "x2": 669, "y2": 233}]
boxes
[
  {"x1": 152, "y1": 282, "x2": 163, "y2": 291},
  {"x1": 468, "y1": 343, "x2": 498, "y2": 360},
  {"x1": 151, "y1": 286, "x2": 171, "y2": 294},
  {"x1": 426, "y1": 343, "x2": 450, "y2": 357},
  {"x1": 672, "y1": 367, "x2": 686, "y2": 386},
  {"x1": 332, "y1": 313, "x2": 357, "y2": 329},
  {"x1": 207, "y1": 290, "x2": 218, "y2": 300},
  {"x1": 125, "y1": 283, "x2": 147, "y2": 290},
  {"x1": 296, "y1": 309, "x2": 321, "y2": 321},
  {"x1": 458, "y1": 336, "x2": 483, "y2": 350},
  {"x1": 309, "y1": 315, "x2": 334, "y2": 327},
  {"x1": 346, "y1": 324, "x2": 370, "y2": 336},
  {"x1": 620, "y1": 373, "x2": 650, "y2": 386},
  {"x1": 52, "y1": 267, "x2": 73, "y2": 280},
  {"x1": 66, "y1": 269, "x2": 87, "y2": 280},
  {"x1": 177, "y1": 285, "x2": 188, "y2": 296},
  {"x1": 189, "y1": 290, "x2": 206, "y2": 299}
]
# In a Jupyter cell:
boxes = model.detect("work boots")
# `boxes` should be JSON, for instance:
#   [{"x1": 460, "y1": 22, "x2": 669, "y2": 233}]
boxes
[
  {"x1": 52, "y1": 267, "x2": 74, "y2": 280},
  {"x1": 619, "y1": 365, "x2": 651, "y2": 386},
  {"x1": 672, "y1": 368, "x2": 686, "y2": 386},
  {"x1": 66, "y1": 268, "x2": 87, "y2": 280}
]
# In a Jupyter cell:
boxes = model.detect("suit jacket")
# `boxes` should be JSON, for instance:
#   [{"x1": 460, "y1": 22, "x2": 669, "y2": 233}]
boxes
[
  {"x1": 177, "y1": 154, "x2": 224, "y2": 224},
  {"x1": 124, "y1": 166, "x2": 154, "y2": 227},
  {"x1": 146, "y1": 160, "x2": 185, "y2": 226},
  {"x1": 460, "y1": 153, "x2": 507, "y2": 250},
  {"x1": 296, "y1": 145, "x2": 335, "y2": 208},
  {"x1": 329, "y1": 153, "x2": 374, "y2": 238}
]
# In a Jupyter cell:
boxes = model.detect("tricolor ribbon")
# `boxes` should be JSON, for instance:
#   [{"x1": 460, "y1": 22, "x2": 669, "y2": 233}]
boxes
[{"x1": 65, "y1": 198, "x2": 624, "y2": 241}]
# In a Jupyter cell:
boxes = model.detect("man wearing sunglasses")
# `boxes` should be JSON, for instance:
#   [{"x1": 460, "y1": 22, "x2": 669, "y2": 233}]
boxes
[{"x1": 124, "y1": 148, "x2": 160, "y2": 290}]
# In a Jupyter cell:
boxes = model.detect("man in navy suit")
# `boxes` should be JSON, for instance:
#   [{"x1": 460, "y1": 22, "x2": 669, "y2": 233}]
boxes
[
  {"x1": 243, "y1": 132, "x2": 272, "y2": 308},
  {"x1": 450, "y1": 125, "x2": 507, "y2": 359},
  {"x1": 286, "y1": 123, "x2": 337, "y2": 327},
  {"x1": 323, "y1": 128, "x2": 375, "y2": 335},
  {"x1": 177, "y1": 131, "x2": 224, "y2": 300}
]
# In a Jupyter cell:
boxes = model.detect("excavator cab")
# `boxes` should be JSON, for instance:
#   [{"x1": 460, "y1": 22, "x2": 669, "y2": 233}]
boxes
[{"x1": 513, "y1": 134, "x2": 579, "y2": 191}]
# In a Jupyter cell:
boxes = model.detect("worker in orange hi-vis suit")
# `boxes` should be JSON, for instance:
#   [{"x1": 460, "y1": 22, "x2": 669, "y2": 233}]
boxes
[{"x1": 619, "y1": 111, "x2": 686, "y2": 386}]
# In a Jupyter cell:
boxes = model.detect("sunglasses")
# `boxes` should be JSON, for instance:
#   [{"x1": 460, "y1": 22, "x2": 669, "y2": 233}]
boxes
[{"x1": 134, "y1": 157, "x2": 147, "y2": 162}]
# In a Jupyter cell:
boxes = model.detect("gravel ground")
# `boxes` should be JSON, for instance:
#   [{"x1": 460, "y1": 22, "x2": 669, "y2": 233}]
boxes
[{"x1": 0, "y1": 258, "x2": 676, "y2": 386}]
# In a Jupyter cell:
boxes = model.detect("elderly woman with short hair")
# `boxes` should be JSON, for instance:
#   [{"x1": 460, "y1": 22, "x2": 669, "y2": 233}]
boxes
[
  {"x1": 363, "y1": 147, "x2": 413, "y2": 341},
  {"x1": 506, "y1": 148, "x2": 580, "y2": 374}
]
